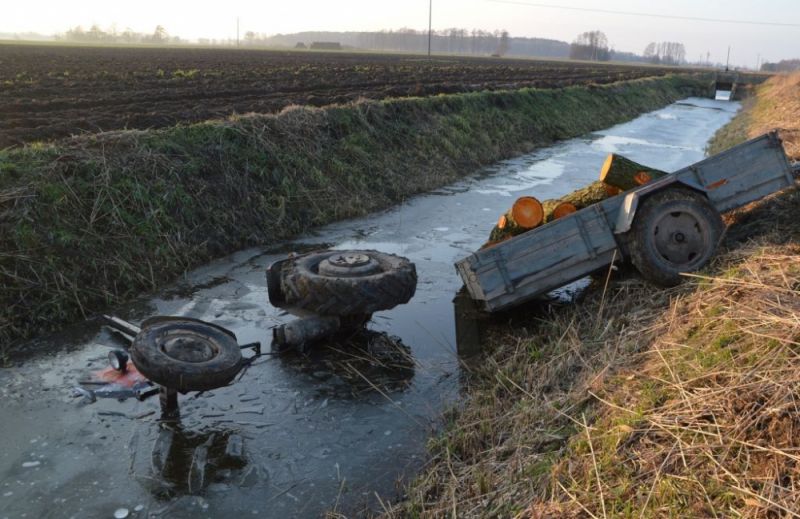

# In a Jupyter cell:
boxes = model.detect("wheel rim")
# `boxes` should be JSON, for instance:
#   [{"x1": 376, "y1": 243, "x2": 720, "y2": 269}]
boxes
[
  {"x1": 329, "y1": 253, "x2": 371, "y2": 268},
  {"x1": 159, "y1": 331, "x2": 220, "y2": 363},
  {"x1": 318, "y1": 251, "x2": 382, "y2": 277},
  {"x1": 652, "y1": 209, "x2": 710, "y2": 266}
]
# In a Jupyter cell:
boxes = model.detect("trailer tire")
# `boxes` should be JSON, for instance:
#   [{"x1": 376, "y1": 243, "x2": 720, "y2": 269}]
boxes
[
  {"x1": 628, "y1": 188, "x2": 724, "y2": 287},
  {"x1": 131, "y1": 319, "x2": 242, "y2": 392},
  {"x1": 278, "y1": 250, "x2": 417, "y2": 316}
]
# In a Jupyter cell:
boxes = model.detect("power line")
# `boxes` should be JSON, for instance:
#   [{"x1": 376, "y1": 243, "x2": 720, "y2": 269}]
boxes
[{"x1": 486, "y1": 0, "x2": 800, "y2": 27}]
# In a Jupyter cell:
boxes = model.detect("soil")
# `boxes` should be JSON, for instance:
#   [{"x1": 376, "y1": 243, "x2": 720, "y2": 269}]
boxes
[{"x1": 0, "y1": 44, "x2": 678, "y2": 148}]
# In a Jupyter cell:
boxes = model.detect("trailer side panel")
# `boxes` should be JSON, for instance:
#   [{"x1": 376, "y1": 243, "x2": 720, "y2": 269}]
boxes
[{"x1": 458, "y1": 203, "x2": 619, "y2": 311}]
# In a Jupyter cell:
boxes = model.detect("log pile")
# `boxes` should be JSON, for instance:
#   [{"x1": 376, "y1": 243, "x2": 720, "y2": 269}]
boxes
[{"x1": 483, "y1": 154, "x2": 667, "y2": 247}]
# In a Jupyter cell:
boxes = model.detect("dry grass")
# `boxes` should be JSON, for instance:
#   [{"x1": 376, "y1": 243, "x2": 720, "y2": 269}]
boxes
[
  {"x1": 383, "y1": 250, "x2": 692, "y2": 517},
  {"x1": 747, "y1": 73, "x2": 800, "y2": 160},
  {"x1": 708, "y1": 72, "x2": 800, "y2": 162},
  {"x1": 385, "y1": 168, "x2": 800, "y2": 516},
  {"x1": 537, "y1": 241, "x2": 800, "y2": 518},
  {"x1": 381, "y1": 71, "x2": 800, "y2": 519}
]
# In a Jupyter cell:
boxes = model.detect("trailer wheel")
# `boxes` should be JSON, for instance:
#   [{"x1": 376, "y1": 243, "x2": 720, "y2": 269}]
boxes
[
  {"x1": 628, "y1": 188, "x2": 724, "y2": 286},
  {"x1": 131, "y1": 319, "x2": 242, "y2": 392},
  {"x1": 276, "y1": 250, "x2": 417, "y2": 316}
]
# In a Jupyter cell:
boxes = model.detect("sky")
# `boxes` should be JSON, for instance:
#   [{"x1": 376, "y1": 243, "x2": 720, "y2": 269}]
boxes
[{"x1": 4, "y1": 0, "x2": 799, "y2": 67}]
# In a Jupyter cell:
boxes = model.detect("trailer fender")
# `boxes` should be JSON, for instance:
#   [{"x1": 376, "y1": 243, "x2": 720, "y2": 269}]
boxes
[{"x1": 613, "y1": 176, "x2": 708, "y2": 234}]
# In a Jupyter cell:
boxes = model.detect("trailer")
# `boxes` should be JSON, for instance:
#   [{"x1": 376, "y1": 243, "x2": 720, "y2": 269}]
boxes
[{"x1": 456, "y1": 132, "x2": 799, "y2": 312}]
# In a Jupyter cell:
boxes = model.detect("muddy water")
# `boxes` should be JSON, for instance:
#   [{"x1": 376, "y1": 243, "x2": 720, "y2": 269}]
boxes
[{"x1": 0, "y1": 97, "x2": 738, "y2": 518}]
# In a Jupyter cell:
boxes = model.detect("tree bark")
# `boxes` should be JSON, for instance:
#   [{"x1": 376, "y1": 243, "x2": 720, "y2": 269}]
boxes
[{"x1": 560, "y1": 181, "x2": 620, "y2": 210}]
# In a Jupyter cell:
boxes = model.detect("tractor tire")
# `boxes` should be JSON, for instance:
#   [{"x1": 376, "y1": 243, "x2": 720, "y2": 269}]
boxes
[
  {"x1": 131, "y1": 318, "x2": 243, "y2": 392},
  {"x1": 628, "y1": 188, "x2": 724, "y2": 287},
  {"x1": 277, "y1": 250, "x2": 417, "y2": 316}
]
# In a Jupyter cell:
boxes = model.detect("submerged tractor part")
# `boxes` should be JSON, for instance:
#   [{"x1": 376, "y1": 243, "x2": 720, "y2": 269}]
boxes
[
  {"x1": 267, "y1": 250, "x2": 418, "y2": 350},
  {"x1": 95, "y1": 315, "x2": 259, "y2": 419},
  {"x1": 268, "y1": 250, "x2": 417, "y2": 315},
  {"x1": 272, "y1": 313, "x2": 373, "y2": 352},
  {"x1": 273, "y1": 315, "x2": 341, "y2": 351},
  {"x1": 130, "y1": 317, "x2": 244, "y2": 393}
]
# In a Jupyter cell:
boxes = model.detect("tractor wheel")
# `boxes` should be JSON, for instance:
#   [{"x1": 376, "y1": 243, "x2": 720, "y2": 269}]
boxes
[
  {"x1": 274, "y1": 250, "x2": 417, "y2": 316},
  {"x1": 131, "y1": 318, "x2": 242, "y2": 392}
]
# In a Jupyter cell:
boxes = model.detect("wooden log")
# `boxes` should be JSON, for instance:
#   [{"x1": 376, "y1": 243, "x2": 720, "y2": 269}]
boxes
[
  {"x1": 542, "y1": 199, "x2": 578, "y2": 223},
  {"x1": 560, "y1": 181, "x2": 618, "y2": 210},
  {"x1": 487, "y1": 196, "x2": 544, "y2": 243},
  {"x1": 507, "y1": 196, "x2": 544, "y2": 229},
  {"x1": 600, "y1": 153, "x2": 668, "y2": 190}
]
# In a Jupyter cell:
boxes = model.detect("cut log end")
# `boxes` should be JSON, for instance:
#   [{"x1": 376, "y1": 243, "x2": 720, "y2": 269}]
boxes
[
  {"x1": 551, "y1": 201, "x2": 577, "y2": 220},
  {"x1": 511, "y1": 196, "x2": 544, "y2": 229},
  {"x1": 600, "y1": 153, "x2": 615, "y2": 182},
  {"x1": 497, "y1": 214, "x2": 508, "y2": 229},
  {"x1": 634, "y1": 171, "x2": 654, "y2": 185}
]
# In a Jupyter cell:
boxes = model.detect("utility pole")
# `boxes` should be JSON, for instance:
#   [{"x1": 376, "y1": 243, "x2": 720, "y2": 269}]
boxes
[
  {"x1": 725, "y1": 45, "x2": 731, "y2": 71},
  {"x1": 428, "y1": 0, "x2": 432, "y2": 57},
  {"x1": 237, "y1": 17, "x2": 240, "y2": 47}
]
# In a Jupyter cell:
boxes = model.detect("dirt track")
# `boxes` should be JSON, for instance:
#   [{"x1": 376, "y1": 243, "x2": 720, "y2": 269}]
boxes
[{"x1": 0, "y1": 44, "x2": 676, "y2": 147}]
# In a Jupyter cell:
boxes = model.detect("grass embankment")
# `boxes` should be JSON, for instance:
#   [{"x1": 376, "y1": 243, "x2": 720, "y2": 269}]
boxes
[
  {"x1": 387, "y1": 73, "x2": 800, "y2": 518},
  {"x1": 0, "y1": 75, "x2": 710, "y2": 354}
]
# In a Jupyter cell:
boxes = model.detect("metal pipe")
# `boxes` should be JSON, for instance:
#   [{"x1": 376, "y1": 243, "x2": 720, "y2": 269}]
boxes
[
  {"x1": 103, "y1": 315, "x2": 141, "y2": 339},
  {"x1": 273, "y1": 315, "x2": 341, "y2": 352}
]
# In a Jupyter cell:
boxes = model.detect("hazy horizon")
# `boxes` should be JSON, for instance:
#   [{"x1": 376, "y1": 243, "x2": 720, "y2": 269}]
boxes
[{"x1": 4, "y1": 0, "x2": 799, "y2": 67}]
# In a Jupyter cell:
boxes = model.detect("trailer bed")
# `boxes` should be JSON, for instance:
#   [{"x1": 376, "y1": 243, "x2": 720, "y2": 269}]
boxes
[{"x1": 456, "y1": 132, "x2": 796, "y2": 312}]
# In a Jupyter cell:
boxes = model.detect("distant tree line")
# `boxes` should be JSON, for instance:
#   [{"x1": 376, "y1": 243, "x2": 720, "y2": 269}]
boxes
[
  {"x1": 567, "y1": 31, "x2": 687, "y2": 66},
  {"x1": 47, "y1": 24, "x2": 698, "y2": 67},
  {"x1": 761, "y1": 59, "x2": 800, "y2": 72},
  {"x1": 252, "y1": 29, "x2": 569, "y2": 58},
  {"x1": 57, "y1": 25, "x2": 184, "y2": 44},
  {"x1": 569, "y1": 31, "x2": 611, "y2": 61},
  {"x1": 643, "y1": 42, "x2": 686, "y2": 65}
]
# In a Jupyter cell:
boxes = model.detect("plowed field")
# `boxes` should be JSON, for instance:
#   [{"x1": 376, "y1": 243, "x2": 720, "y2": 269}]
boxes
[{"x1": 0, "y1": 44, "x2": 674, "y2": 147}]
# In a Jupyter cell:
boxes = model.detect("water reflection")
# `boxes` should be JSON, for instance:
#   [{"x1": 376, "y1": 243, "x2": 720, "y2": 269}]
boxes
[{"x1": 131, "y1": 424, "x2": 251, "y2": 498}]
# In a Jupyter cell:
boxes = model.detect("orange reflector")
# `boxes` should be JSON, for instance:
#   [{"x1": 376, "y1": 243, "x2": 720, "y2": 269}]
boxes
[
  {"x1": 706, "y1": 179, "x2": 728, "y2": 190},
  {"x1": 604, "y1": 183, "x2": 622, "y2": 196}
]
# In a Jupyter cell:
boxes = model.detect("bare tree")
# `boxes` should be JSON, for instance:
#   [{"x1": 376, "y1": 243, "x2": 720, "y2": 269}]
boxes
[
  {"x1": 643, "y1": 41, "x2": 686, "y2": 65},
  {"x1": 496, "y1": 30, "x2": 511, "y2": 57},
  {"x1": 151, "y1": 25, "x2": 169, "y2": 43},
  {"x1": 570, "y1": 30, "x2": 610, "y2": 61}
]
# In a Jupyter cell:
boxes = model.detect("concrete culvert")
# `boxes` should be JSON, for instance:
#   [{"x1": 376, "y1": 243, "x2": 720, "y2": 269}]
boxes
[{"x1": 269, "y1": 250, "x2": 417, "y2": 316}]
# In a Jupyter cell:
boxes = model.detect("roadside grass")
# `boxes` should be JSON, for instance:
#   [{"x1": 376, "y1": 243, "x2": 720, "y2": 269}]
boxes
[{"x1": 0, "y1": 75, "x2": 709, "y2": 354}]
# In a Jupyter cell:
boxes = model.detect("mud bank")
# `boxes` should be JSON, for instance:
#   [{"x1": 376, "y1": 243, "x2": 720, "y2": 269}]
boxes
[{"x1": 0, "y1": 74, "x2": 711, "y2": 351}]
